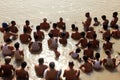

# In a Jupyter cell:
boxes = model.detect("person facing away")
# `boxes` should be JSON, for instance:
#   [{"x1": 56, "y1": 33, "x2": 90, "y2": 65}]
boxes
[
  {"x1": 20, "y1": 27, "x2": 32, "y2": 44},
  {"x1": 34, "y1": 25, "x2": 44, "y2": 41},
  {"x1": 80, "y1": 55, "x2": 93, "y2": 73},
  {"x1": 93, "y1": 17, "x2": 100, "y2": 26},
  {"x1": 63, "y1": 61, "x2": 80, "y2": 80},
  {"x1": 71, "y1": 27, "x2": 81, "y2": 40},
  {"x1": 59, "y1": 26, "x2": 69, "y2": 39},
  {"x1": 9, "y1": 20, "x2": 18, "y2": 33},
  {"x1": 14, "y1": 42, "x2": 24, "y2": 61},
  {"x1": 101, "y1": 15, "x2": 109, "y2": 29},
  {"x1": 23, "y1": 20, "x2": 32, "y2": 34},
  {"x1": 110, "y1": 12, "x2": 118, "y2": 28},
  {"x1": 16, "y1": 61, "x2": 29, "y2": 80},
  {"x1": 82, "y1": 12, "x2": 92, "y2": 32},
  {"x1": 44, "y1": 62, "x2": 62, "y2": 80},
  {"x1": 59, "y1": 32, "x2": 67, "y2": 46},
  {"x1": 57, "y1": 17, "x2": 66, "y2": 29},
  {"x1": 40, "y1": 18, "x2": 50, "y2": 31},
  {"x1": 1, "y1": 56, "x2": 15, "y2": 80},
  {"x1": 34, "y1": 58, "x2": 48, "y2": 77}
]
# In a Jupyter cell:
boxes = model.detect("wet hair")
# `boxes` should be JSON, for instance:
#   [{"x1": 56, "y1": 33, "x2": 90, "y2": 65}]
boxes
[
  {"x1": 105, "y1": 36, "x2": 111, "y2": 42},
  {"x1": 94, "y1": 17, "x2": 98, "y2": 21},
  {"x1": 61, "y1": 32, "x2": 66, "y2": 38},
  {"x1": 53, "y1": 23, "x2": 57, "y2": 28},
  {"x1": 71, "y1": 24, "x2": 75, "y2": 30},
  {"x1": 38, "y1": 58, "x2": 44, "y2": 64},
  {"x1": 2, "y1": 22, "x2": 8, "y2": 28},
  {"x1": 101, "y1": 15, "x2": 106, "y2": 20},
  {"x1": 69, "y1": 61, "x2": 74, "y2": 68},
  {"x1": 75, "y1": 27, "x2": 78, "y2": 31},
  {"x1": 11, "y1": 21, "x2": 16, "y2": 25},
  {"x1": 75, "y1": 47, "x2": 81, "y2": 53},
  {"x1": 105, "y1": 50, "x2": 111, "y2": 55},
  {"x1": 113, "y1": 12, "x2": 118, "y2": 17},
  {"x1": 14, "y1": 42, "x2": 20, "y2": 50},
  {"x1": 83, "y1": 55, "x2": 88, "y2": 62},
  {"x1": 25, "y1": 20, "x2": 30, "y2": 24},
  {"x1": 36, "y1": 25, "x2": 40, "y2": 31},
  {"x1": 49, "y1": 62, "x2": 55, "y2": 69},
  {"x1": 81, "y1": 32, "x2": 85, "y2": 38},
  {"x1": 48, "y1": 33, "x2": 53, "y2": 38},
  {"x1": 21, "y1": 61, "x2": 27, "y2": 69},
  {"x1": 95, "y1": 53, "x2": 100, "y2": 59},
  {"x1": 85, "y1": 12, "x2": 90, "y2": 17}
]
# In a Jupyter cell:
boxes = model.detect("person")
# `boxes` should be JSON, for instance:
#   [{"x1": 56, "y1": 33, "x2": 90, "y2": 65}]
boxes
[
  {"x1": 49, "y1": 23, "x2": 60, "y2": 37},
  {"x1": 63, "y1": 61, "x2": 80, "y2": 80},
  {"x1": 1, "y1": 56, "x2": 15, "y2": 80},
  {"x1": 9, "y1": 20, "x2": 18, "y2": 33},
  {"x1": 103, "y1": 50, "x2": 120, "y2": 70},
  {"x1": 103, "y1": 36, "x2": 113, "y2": 51},
  {"x1": 3, "y1": 27, "x2": 18, "y2": 43},
  {"x1": 71, "y1": 27, "x2": 81, "y2": 40},
  {"x1": 0, "y1": 22, "x2": 9, "y2": 33},
  {"x1": 69, "y1": 47, "x2": 81, "y2": 61},
  {"x1": 23, "y1": 20, "x2": 32, "y2": 34},
  {"x1": 57, "y1": 17, "x2": 66, "y2": 29},
  {"x1": 20, "y1": 27, "x2": 32, "y2": 44},
  {"x1": 34, "y1": 25, "x2": 44, "y2": 41},
  {"x1": 16, "y1": 61, "x2": 29, "y2": 80},
  {"x1": 71, "y1": 24, "x2": 76, "y2": 31},
  {"x1": 101, "y1": 15, "x2": 109, "y2": 29},
  {"x1": 91, "y1": 53, "x2": 102, "y2": 70},
  {"x1": 40, "y1": 18, "x2": 50, "y2": 30},
  {"x1": 111, "y1": 25, "x2": 120, "y2": 39},
  {"x1": 1, "y1": 40, "x2": 14, "y2": 57},
  {"x1": 110, "y1": 12, "x2": 118, "y2": 28},
  {"x1": 82, "y1": 12, "x2": 92, "y2": 32},
  {"x1": 34, "y1": 58, "x2": 48, "y2": 77},
  {"x1": 14, "y1": 42, "x2": 24, "y2": 62},
  {"x1": 80, "y1": 55, "x2": 93, "y2": 73},
  {"x1": 86, "y1": 27, "x2": 96, "y2": 39},
  {"x1": 89, "y1": 34, "x2": 99, "y2": 49},
  {"x1": 59, "y1": 26, "x2": 69, "y2": 39},
  {"x1": 48, "y1": 33, "x2": 58, "y2": 50},
  {"x1": 83, "y1": 42, "x2": 94, "y2": 59},
  {"x1": 76, "y1": 32, "x2": 88, "y2": 49},
  {"x1": 44, "y1": 62, "x2": 62, "y2": 80},
  {"x1": 93, "y1": 17, "x2": 100, "y2": 26},
  {"x1": 59, "y1": 32, "x2": 67, "y2": 46},
  {"x1": 29, "y1": 35, "x2": 42, "y2": 53}
]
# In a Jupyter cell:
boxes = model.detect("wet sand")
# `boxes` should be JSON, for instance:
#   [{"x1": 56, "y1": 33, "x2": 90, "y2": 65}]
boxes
[{"x1": 0, "y1": 0, "x2": 120, "y2": 80}]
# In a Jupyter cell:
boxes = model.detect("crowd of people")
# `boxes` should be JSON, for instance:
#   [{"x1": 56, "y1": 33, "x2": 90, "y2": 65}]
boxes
[{"x1": 0, "y1": 12, "x2": 120, "y2": 80}]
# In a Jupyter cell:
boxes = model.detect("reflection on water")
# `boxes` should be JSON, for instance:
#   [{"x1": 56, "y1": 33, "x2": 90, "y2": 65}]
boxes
[{"x1": 0, "y1": 0, "x2": 120, "y2": 80}]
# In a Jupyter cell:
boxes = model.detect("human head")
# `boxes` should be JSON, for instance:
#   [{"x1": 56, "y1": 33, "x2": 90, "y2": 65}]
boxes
[
  {"x1": 11, "y1": 20, "x2": 16, "y2": 26},
  {"x1": 25, "y1": 20, "x2": 30, "y2": 25},
  {"x1": 105, "y1": 50, "x2": 111, "y2": 57},
  {"x1": 5, "y1": 56, "x2": 11, "y2": 64},
  {"x1": 2, "y1": 22, "x2": 8, "y2": 28},
  {"x1": 61, "y1": 32, "x2": 66, "y2": 38},
  {"x1": 81, "y1": 32, "x2": 85, "y2": 38},
  {"x1": 14, "y1": 42, "x2": 20, "y2": 50},
  {"x1": 94, "y1": 17, "x2": 98, "y2": 22},
  {"x1": 85, "y1": 12, "x2": 90, "y2": 17},
  {"x1": 71, "y1": 24, "x2": 75, "y2": 30},
  {"x1": 36, "y1": 25, "x2": 40, "y2": 31},
  {"x1": 105, "y1": 36, "x2": 111, "y2": 42},
  {"x1": 43, "y1": 18, "x2": 47, "y2": 22},
  {"x1": 38, "y1": 58, "x2": 44, "y2": 65},
  {"x1": 75, "y1": 27, "x2": 78, "y2": 31},
  {"x1": 48, "y1": 33, "x2": 53, "y2": 38},
  {"x1": 49, "y1": 62, "x2": 55, "y2": 69},
  {"x1": 83, "y1": 55, "x2": 88, "y2": 62},
  {"x1": 101, "y1": 15, "x2": 106, "y2": 20},
  {"x1": 113, "y1": 12, "x2": 118, "y2": 17},
  {"x1": 59, "y1": 17, "x2": 63, "y2": 22},
  {"x1": 53, "y1": 23, "x2": 57, "y2": 29},
  {"x1": 87, "y1": 42, "x2": 92, "y2": 48},
  {"x1": 95, "y1": 53, "x2": 100, "y2": 59},
  {"x1": 68, "y1": 61, "x2": 74, "y2": 68},
  {"x1": 21, "y1": 61, "x2": 27, "y2": 69},
  {"x1": 75, "y1": 47, "x2": 81, "y2": 53}
]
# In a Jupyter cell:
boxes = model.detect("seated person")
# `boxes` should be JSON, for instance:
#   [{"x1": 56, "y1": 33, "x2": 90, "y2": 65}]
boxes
[
  {"x1": 71, "y1": 24, "x2": 76, "y2": 31},
  {"x1": 3, "y1": 27, "x2": 18, "y2": 43},
  {"x1": 40, "y1": 18, "x2": 50, "y2": 30},
  {"x1": 29, "y1": 35, "x2": 42, "y2": 53},
  {"x1": 0, "y1": 22, "x2": 9, "y2": 33},
  {"x1": 57, "y1": 17, "x2": 66, "y2": 29},
  {"x1": 9, "y1": 20, "x2": 18, "y2": 33},
  {"x1": 93, "y1": 17, "x2": 100, "y2": 26},
  {"x1": 69, "y1": 47, "x2": 81, "y2": 61},
  {"x1": 111, "y1": 25, "x2": 120, "y2": 39},
  {"x1": 20, "y1": 28, "x2": 32, "y2": 44},
  {"x1": 44, "y1": 62, "x2": 62, "y2": 80},
  {"x1": 59, "y1": 33, "x2": 67, "y2": 46},
  {"x1": 49, "y1": 23, "x2": 60, "y2": 37},
  {"x1": 1, "y1": 40, "x2": 14, "y2": 57},
  {"x1": 103, "y1": 50, "x2": 120, "y2": 70},
  {"x1": 48, "y1": 33, "x2": 58, "y2": 50},
  {"x1": 86, "y1": 27, "x2": 96, "y2": 39},
  {"x1": 23, "y1": 20, "x2": 32, "y2": 34},
  {"x1": 34, "y1": 58, "x2": 48, "y2": 77},
  {"x1": 34, "y1": 25, "x2": 44, "y2": 41},
  {"x1": 59, "y1": 26, "x2": 69, "y2": 39},
  {"x1": 110, "y1": 12, "x2": 118, "y2": 28},
  {"x1": 1, "y1": 56, "x2": 15, "y2": 80},
  {"x1": 103, "y1": 36, "x2": 113, "y2": 51},
  {"x1": 63, "y1": 61, "x2": 80, "y2": 80},
  {"x1": 82, "y1": 12, "x2": 92, "y2": 32},
  {"x1": 16, "y1": 61, "x2": 29, "y2": 80},
  {"x1": 71, "y1": 27, "x2": 81, "y2": 40},
  {"x1": 14, "y1": 42, "x2": 24, "y2": 61},
  {"x1": 76, "y1": 32, "x2": 88, "y2": 49},
  {"x1": 80, "y1": 56, "x2": 93, "y2": 73}
]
